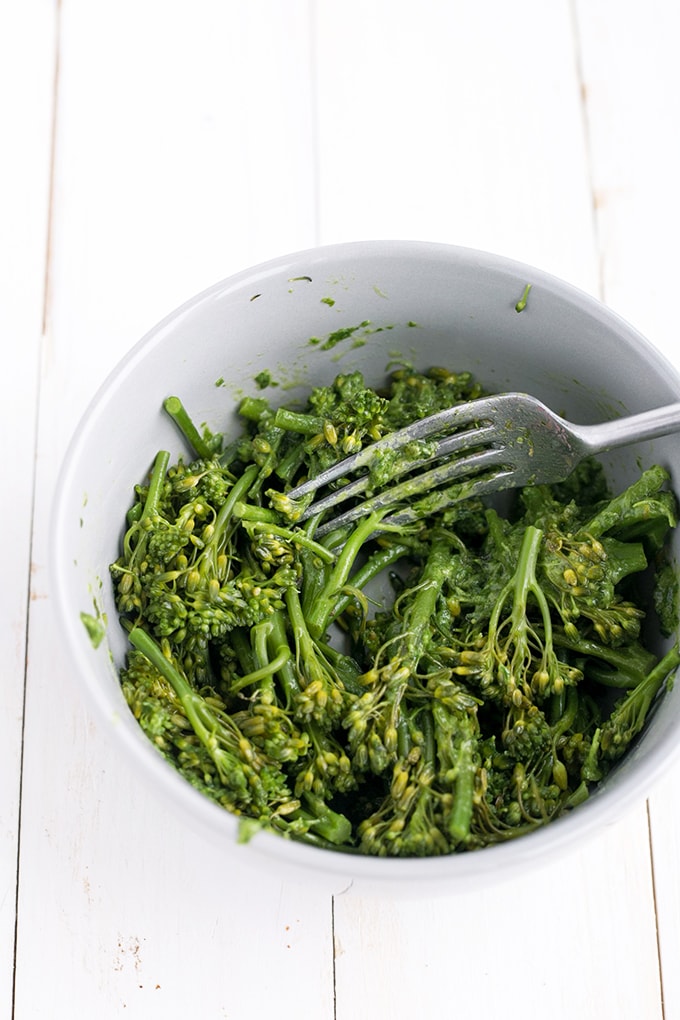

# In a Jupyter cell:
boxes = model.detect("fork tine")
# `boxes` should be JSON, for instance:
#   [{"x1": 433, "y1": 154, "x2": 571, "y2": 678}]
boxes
[
  {"x1": 286, "y1": 395, "x2": 504, "y2": 501},
  {"x1": 376, "y1": 469, "x2": 517, "y2": 531},
  {"x1": 295, "y1": 420, "x2": 499, "y2": 522},
  {"x1": 312, "y1": 445, "x2": 511, "y2": 536}
]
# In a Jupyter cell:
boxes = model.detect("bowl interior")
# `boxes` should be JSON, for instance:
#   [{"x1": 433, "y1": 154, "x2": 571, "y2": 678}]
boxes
[{"x1": 52, "y1": 241, "x2": 680, "y2": 892}]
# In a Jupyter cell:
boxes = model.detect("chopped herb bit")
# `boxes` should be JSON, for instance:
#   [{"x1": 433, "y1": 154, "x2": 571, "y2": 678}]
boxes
[
  {"x1": 515, "y1": 283, "x2": 532, "y2": 313},
  {"x1": 254, "y1": 370, "x2": 277, "y2": 390},
  {"x1": 81, "y1": 611, "x2": 106, "y2": 648}
]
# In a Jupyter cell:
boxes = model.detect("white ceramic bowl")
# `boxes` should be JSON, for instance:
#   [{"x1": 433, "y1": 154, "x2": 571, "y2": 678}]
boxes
[{"x1": 51, "y1": 240, "x2": 680, "y2": 895}]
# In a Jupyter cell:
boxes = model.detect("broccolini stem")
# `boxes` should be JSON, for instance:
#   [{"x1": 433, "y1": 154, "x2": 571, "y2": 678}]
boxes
[
  {"x1": 314, "y1": 640, "x2": 365, "y2": 696},
  {"x1": 128, "y1": 626, "x2": 289, "y2": 817},
  {"x1": 580, "y1": 727, "x2": 603, "y2": 782},
  {"x1": 233, "y1": 502, "x2": 280, "y2": 524},
  {"x1": 273, "y1": 407, "x2": 325, "y2": 435},
  {"x1": 419, "y1": 706, "x2": 436, "y2": 767},
  {"x1": 328, "y1": 541, "x2": 412, "y2": 623},
  {"x1": 582, "y1": 465, "x2": 671, "y2": 538},
  {"x1": 295, "y1": 793, "x2": 352, "y2": 845},
  {"x1": 396, "y1": 714, "x2": 412, "y2": 758},
  {"x1": 142, "y1": 450, "x2": 170, "y2": 521},
  {"x1": 163, "y1": 396, "x2": 217, "y2": 460},
  {"x1": 284, "y1": 585, "x2": 313, "y2": 659},
  {"x1": 489, "y1": 524, "x2": 555, "y2": 670},
  {"x1": 306, "y1": 511, "x2": 387, "y2": 638},
  {"x1": 128, "y1": 626, "x2": 253, "y2": 778},
  {"x1": 238, "y1": 395, "x2": 270, "y2": 422},
  {"x1": 273, "y1": 443, "x2": 308, "y2": 483},
  {"x1": 601, "y1": 643, "x2": 680, "y2": 760},
  {"x1": 251, "y1": 620, "x2": 271, "y2": 670},
  {"x1": 448, "y1": 731, "x2": 475, "y2": 844},
  {"x1": 229, "y1": 646, "x2": 292, "y2": 694},
  {"x1": 565, "y1": 782, "x2": 590, "y2": 808},
  {"x1": 265, "y1": 609, "x2": 302, "y2": 705},
  {"x1": 401, "y1": 535, "x2": 453, "y2": 652},
  {"x1": 230, "y1": 627, "x2": 256, "y2": 675},
  {"x1": 210, "y1": 464, "x2": 259, "y2": 541},
  {"x1": 510, "y1": 526, "x2": 551, "y2": 640},
  {"x1": 552, "y1": 631, "x2": 656, "y2": 688},
  {"x1": 551, "y1": 685, "x2": 579, "y2": 739},
  {"x1": 124, "y1": 449, "x2": 170, "y2": 538},
  {"x1": 128, "y1": 625, "x2": 200, "y2": 709},
  {"x1": 244, "y1": 520, "x2": 336, "y2": 564}
]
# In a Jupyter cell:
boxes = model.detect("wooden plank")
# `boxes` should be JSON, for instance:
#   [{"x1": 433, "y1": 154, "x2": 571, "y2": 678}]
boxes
[
  {"x1": 575, "y1": 5, "x2": 680, "y2": 1016},
  {"x1": 13, "y1": 0, "x2": 676, "y2": 1015},
  {"x1": 15, "y1": 713, "x2": 335, "y2": 1016},
  {"x1": 314, "y1": 0, "x2": 600, "y2": 295},
  {"x1": 15, "y1": 3, "x2": 333, "y2": 1016},
  {"x1": 44, "y1": 0, "x2": 319, "y2": 383},
  {"x1": 313, "y1": 3, "x2": 664, "y2": 1016},
  {"x1": 334, "y1": 807, "x2": 662, "y2": 1019},
  {"x1": 647, "y1": 761, "x2": 680, "y2": 1016},
  {"x1": 0, "y1": 0, "x2": 56, "y2": 1012},
  {"x1": 574, "y1": 1, "x2": 680, "y2": 360}
]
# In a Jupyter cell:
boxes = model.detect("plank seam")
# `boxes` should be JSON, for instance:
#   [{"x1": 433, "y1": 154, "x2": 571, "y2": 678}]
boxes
[
  {"x1": 11, "y1": 2, "x2": 62, "y2": 1016},
  {"x1": 646, "y1": 799, "x2": 666, "y2": 1020},
  {"x1": 568, "y1": 0, "x2": 605, "y2": 300},
  {"x1": 41, "y1": 0, "x2": 63, "y2": 339},
  {"x1": 331, "y1": 895, "x2": 338, "y2": 1020},
  {"x1": 309, "y1": 0, "x2": 322, "y2": 248}
]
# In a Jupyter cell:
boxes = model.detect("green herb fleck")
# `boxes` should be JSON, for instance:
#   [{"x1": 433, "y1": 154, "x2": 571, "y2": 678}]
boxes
[
  {"x1": 81, "y1": 611, "x2": 106, "y2": 649},
  {"x1": 254, "y1": 370, "x2": 278, "y2": 390},
  {"x1": 515, "y1": 283, "x2": 532, "y2": 313},
  {"x1": 238, "y1": 817, "x2": 263, "y2": 843}
]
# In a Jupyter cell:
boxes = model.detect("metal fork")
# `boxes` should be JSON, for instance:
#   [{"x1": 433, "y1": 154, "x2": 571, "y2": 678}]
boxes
[{"x1": 285, "y1": 393, "x2": 680, "y2": 537}]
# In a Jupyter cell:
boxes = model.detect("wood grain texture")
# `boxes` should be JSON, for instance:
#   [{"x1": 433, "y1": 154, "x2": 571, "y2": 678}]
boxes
[
  {"x1": 575, "y1": 1, "x2": 680, "y2": 357},
  {"x1": 335, "y1": 807, "x2": 662, "y2": 1018},
  {"x1": 576, "y1": 8, "x2": 680, "y2": 1015},
  {"x1": 6, "y1": 1, "x2": 680, "y2": 1017},
  {"x1": 314, "y1": 0, "x2": 599, "y2": 294},
  {"x1": 0, "y1": 0, "x2": 57, "y2": 1010}
]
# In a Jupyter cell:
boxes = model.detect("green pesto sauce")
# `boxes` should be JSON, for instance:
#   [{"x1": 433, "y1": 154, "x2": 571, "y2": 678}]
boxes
[
  {"x1": 308, "y1": 321, "x2": 371, "y2": 350},
  {"x1": 308, "y1": 320, "x2": 402, "y2": 352}
]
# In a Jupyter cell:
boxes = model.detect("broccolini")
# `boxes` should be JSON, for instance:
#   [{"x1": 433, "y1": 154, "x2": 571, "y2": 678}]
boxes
[{"x1": 110, "y1": 365, "x2": 680, "y2": 856}]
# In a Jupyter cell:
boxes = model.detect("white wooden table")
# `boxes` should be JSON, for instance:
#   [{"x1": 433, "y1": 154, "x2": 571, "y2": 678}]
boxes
[{"x1": 4, "y1": 2, "x2": 680, "y2": 1016}]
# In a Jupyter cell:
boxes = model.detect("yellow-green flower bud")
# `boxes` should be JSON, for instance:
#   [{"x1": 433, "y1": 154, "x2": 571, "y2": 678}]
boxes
[
  {"x1": 552, "y1": 759, "x2": 568, "y2": 791},
  {"x1": 323, "y1": 420, "x2": 338, "y2": 446}
]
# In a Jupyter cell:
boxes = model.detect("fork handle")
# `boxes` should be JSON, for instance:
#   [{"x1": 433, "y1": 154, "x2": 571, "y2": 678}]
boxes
[{"x1": 576, "y1": 401, "x2": 680, "y2": 454}]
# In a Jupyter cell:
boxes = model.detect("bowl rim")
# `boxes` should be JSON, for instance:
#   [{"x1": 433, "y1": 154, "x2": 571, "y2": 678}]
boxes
[{"x1": 49, "y1": 238, "x2": 680, "y2": 891}]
